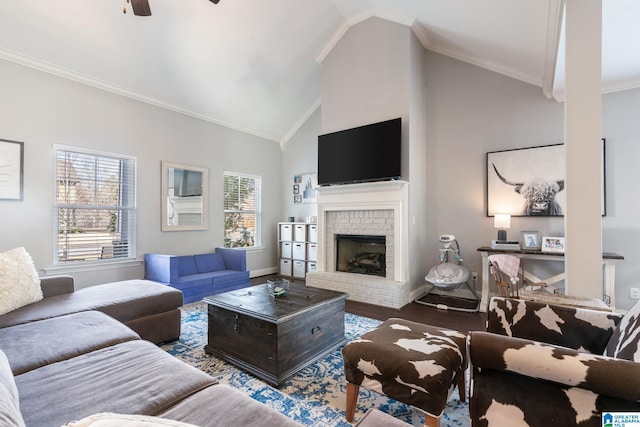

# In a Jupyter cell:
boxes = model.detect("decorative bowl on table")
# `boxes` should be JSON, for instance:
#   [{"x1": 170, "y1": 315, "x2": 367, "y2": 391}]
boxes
[{"x1": 267, "y1": 279, "x2": 290, "y2": 297}]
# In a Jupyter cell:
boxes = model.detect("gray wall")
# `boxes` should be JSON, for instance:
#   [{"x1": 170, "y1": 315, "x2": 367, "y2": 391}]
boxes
[
  {"x1": 320, "y1": 18, "x2": 410, "y2": 136},
  {"x1": 320, "y1": 17, "x2": 427, "y2": 293},
  {"x1": 408, "y1": 30, "x2": 428, "y2": 294},
  {"x1": 283, "y1": 46, "x2": 640, "y2": 311},
  {"x1": 0, "y1": 59, "x2": 283, "y2": 288},
  {"x1": 602, "y1": 87, "x2": 640, "y2": 309},
  {"x1": 423, "y1": 51, "x2": 640, "y2": 310},
  {"x1": 281, "y1": 107, "x2": 320, "y2": 223},
  {"x1": 423, "y1": 51, "x2": 566, "y2": 299}
]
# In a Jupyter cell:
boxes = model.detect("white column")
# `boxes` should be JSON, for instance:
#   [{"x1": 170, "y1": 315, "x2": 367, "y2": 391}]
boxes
[{"x1": 564, "y1": 0, "x2": 603, "y2": 299}]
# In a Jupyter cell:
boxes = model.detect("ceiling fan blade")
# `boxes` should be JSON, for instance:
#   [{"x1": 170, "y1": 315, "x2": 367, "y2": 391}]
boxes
[{"x1": 130, "y1": 0, "x2": 152, "y2": 16}]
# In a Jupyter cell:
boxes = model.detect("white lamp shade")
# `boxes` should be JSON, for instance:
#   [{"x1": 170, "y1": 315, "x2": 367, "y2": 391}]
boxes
[{"x1": 494, "y1": 214, "x2": 511, "y2": 229}]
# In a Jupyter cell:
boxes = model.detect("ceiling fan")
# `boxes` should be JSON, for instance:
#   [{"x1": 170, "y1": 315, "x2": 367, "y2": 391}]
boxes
[{"x1": 125, "y1": 0, "x2": 220, "y2": 16}]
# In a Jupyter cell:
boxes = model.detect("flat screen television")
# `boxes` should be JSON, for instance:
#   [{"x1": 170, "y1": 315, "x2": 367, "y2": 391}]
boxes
[{"x1": 317, "y1": 117, "x2": 401, "y2": 186}]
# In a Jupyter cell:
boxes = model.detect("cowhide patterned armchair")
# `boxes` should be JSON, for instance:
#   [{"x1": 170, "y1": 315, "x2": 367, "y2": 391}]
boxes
[{"x1": 468, "y1": 296, "x2": 640, "y2": 427}]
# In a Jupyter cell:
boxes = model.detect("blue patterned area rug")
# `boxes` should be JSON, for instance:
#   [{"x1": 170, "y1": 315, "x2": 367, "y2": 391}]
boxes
[{"x1": 161, "y1": 302, "x2": 470, "y2": 427}]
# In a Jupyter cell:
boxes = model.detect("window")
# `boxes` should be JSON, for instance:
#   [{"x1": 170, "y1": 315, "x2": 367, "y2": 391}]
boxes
[
  {"x1": 54, "y1": 146, "x2": 136, "y2": 264},
  {"x1": 223, "y1": 172, "x2": 261, "y2": 248}
]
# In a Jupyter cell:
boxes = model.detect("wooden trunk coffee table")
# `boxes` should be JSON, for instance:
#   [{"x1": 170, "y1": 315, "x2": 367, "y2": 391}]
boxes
[{"x1": 203, "y1": 283, "x2": 348, "y2": 386}]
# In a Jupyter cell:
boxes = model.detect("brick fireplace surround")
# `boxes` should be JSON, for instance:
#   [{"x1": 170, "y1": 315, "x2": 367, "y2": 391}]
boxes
[{"x1": 306, "y1": 181, "x2": 411, "y2": 309}]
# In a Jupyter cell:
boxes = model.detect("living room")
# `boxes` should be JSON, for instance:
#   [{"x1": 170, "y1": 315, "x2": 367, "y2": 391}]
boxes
[{"x1": 1, "y1": 1, "x2": 640, "y2": 426}]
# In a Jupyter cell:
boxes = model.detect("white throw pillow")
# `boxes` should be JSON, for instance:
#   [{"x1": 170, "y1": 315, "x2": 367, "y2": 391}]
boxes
[
  {"x1": 63, "y1": 413, "x2": 200, "y2": 427},
  {"x1": 0, "y1": 247, "x2": 43, "y2": 315}
]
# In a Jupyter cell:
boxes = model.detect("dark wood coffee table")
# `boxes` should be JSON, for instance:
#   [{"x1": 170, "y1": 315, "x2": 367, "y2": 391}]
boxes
[{"x1": 203, "y1": 283, "x2": 348, "y2": 386}]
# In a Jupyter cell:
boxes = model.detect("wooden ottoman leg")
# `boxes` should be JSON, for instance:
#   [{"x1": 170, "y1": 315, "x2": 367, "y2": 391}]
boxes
[
  {"x1": 345, "y1": 382, "x2": 360, "y2": 422},
  {"x1": 425, "y1": 414, "x2": 440, "y2": 427}
]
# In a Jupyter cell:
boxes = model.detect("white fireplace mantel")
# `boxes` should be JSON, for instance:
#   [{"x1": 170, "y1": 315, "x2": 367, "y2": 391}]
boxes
[{"x1": 315, "y1": 180, "x2": 409, "y2": 282}]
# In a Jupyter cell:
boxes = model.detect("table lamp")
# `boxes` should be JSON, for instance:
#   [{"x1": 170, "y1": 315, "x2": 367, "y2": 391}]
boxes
[{"x1": 494, "y1": 214, "x2": 511, "y2": 241}]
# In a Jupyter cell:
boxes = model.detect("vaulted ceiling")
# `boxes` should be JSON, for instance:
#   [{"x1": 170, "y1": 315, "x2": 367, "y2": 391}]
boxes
[{"x1": 0, "y1": 1, "x2": 637, "y2": 143}]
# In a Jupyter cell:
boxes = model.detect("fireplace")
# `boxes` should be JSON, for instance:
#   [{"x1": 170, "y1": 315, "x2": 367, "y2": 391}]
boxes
[
  {"x1": 336, "y1": 234, "x2": 386, "y2": 277},
  {"x1": 305, "y1": 180, "x2": 412, "y2": 309}
]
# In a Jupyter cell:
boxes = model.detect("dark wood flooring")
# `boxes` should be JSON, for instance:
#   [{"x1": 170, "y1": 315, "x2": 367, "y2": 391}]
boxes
[{"x1": 251, "y1": 275, "x2": 486, "y2": 334}]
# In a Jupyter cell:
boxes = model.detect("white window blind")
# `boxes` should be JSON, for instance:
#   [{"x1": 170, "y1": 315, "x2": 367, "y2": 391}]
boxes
[
  {"x1": 54, "y1": 147, "x2": 136, "y2": 264},
  {"x1": 223, "y1": 172, "x2": 261, "y2": 248}
]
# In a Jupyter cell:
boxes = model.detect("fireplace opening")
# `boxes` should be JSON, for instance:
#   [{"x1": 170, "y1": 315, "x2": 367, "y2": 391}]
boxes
[{"x1": 336, "y1": 234, "x2": 386, "y2": 277}]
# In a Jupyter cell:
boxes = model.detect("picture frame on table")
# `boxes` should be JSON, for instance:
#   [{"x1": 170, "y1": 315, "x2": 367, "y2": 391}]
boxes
[
  {"x1": 0, "y1": 139, "x2": 24, "y2": 201},
  {"x1": 521, "y1": 231, "x2": 541, "y2": 250},
  {"x1": 541, "y1": 236, "x2": 565, "y2": 253}
]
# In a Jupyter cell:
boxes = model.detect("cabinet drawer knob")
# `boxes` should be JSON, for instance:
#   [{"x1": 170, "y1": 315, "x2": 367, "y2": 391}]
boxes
[{"x1": 311, "y1": 326, "x2": 322, "y2": 334}]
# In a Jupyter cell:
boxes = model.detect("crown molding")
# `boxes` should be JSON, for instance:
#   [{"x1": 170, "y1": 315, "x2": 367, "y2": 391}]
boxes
[
  {"x1": 552, "y1": 77, "x2": 640, "y2": 102},
  {"x1": 0, "y1": 47, "x2": 282, "y2": 143},
  {"x1": 316, "y1": 8, "x2": 414, "y2": 64},
  {"x1": 542, "y1": 0, "x2": 564, "y2": 99},
  {"x1": 602, "y1": 78, "x2": 640, "y2": 95},
  {"x1": 280, "y1": 98, "x2": 321, "y2": 151},
  {"x1": 315, "y1": 8, "x2": 541, "y2": 89},
  {"x1": 424, "y1": 42, "x2": 543, "y2": 88},
  {"x1": 410, "y1": 20, "x2": 430, "y2": 50}
]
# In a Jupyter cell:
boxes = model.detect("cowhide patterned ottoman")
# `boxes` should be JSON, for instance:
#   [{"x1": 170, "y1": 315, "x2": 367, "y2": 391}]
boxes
[{"x1": 342, "y1": 317, "x2": 467, "y2": 427}]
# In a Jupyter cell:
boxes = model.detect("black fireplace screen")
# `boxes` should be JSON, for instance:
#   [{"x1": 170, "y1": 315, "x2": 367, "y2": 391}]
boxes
[{"x1": 335, "y1": 234, "x2": 386, "y2": 277}]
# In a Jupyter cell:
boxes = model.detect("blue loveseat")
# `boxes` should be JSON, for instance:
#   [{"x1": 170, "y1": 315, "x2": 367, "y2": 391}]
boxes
[{"x1": 144, "y1": 247, "x2": 250, "y2": 303}]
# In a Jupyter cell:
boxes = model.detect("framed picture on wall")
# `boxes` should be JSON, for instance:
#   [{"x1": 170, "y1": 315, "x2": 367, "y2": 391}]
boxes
[
  {"x1": 0, "y1": 139, "x2": 24, "y2": 201},
  {"x1": 486, "y1": 140, "x2": 606, "y2": 217},
  {"x1": 300, "y1": 172, "x2": 317, "y2": 204}
]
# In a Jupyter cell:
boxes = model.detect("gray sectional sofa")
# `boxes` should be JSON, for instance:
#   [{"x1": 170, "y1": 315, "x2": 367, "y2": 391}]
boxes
[
  {"x1": 0, "y1": 276, "x2": 302, "y2": 427},
  {"x1": 0, "y1": 275, "x2": 183, "y2": 344}
]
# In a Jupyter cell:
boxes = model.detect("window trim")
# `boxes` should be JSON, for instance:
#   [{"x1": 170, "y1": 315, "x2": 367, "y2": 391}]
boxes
[
  {"x1": 53, "y1": 144, "x2": 137, "y2": 266},
  {"x1": 223, "y1": 171, "x2": 262, "y2": 248}
]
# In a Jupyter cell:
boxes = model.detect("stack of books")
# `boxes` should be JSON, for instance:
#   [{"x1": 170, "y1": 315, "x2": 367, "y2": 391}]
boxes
[{"x1": 490, "y1": 240, "x2": 521, "y2": 250}]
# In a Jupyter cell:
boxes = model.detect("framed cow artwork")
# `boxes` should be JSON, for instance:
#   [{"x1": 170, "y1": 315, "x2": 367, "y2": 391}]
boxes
[{"x1": 486, "y1": 140, "x2": 606, "y2": 217}]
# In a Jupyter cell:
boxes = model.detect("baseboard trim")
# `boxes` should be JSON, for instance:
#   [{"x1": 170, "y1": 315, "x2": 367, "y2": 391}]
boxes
[{"x1": 250, "y1": 267, "x2": 277, "y2": 278}]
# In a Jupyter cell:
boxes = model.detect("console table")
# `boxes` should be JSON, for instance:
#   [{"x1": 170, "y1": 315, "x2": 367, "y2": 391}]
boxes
[{"x1": 477, "y1": 247, "x2": 624, "y2": 313}]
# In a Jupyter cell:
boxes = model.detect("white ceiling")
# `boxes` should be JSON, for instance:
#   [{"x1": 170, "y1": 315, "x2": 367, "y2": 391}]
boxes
[{"x1": 0, "y1": 0, "x2": 638, "y2": 144}]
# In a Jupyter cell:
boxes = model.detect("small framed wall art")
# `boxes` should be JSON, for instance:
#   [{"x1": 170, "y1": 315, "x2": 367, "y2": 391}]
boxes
[
  {"x1": 293, "y1": 173, "x2": 317, "y2": 204},
  {"x1": 0, "y1": 139, "x2": 24, "y2": 200}
]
